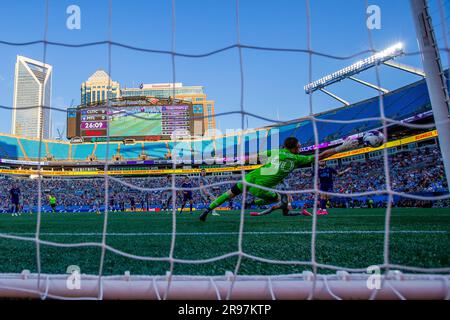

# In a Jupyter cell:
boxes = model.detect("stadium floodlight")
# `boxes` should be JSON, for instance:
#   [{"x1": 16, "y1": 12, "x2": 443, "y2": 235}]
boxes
[{"x1": 304, "y1": 42, "x2": 404, "y2": 94}]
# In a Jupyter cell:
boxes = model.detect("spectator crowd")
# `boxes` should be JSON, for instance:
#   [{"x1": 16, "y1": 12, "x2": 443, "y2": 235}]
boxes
[{"x1": 0, "y1": 145, "x2": 448, "y2": 213}]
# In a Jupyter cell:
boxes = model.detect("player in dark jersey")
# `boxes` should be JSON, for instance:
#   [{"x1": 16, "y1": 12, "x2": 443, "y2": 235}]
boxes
[
  {"x1": 9, "y1": 183, "x2": 21, "y2": 216},
  {"x1": 180, "y1": 176, "x2": 194, "y2": 213},
  {"x1": 110, "y1": 193, "x2": 118, "y2": 212},
  {"x1": 318, "y1": 160, "x2": 351, "y2": 215},
  {"x1": 129, "y1": 196, "x2": 136, "y2": 211}
]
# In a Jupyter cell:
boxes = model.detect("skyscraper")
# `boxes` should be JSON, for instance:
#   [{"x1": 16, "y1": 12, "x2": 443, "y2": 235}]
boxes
[
  {"x1": 12, "y1": 55, "x2": 52, "y2": 139},
  {"x1": 80, "y1": 70, "x2": 120, "y2": 105}
]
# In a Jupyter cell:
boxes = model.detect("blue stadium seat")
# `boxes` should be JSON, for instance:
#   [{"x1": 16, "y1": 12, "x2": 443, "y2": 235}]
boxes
[
  {"x1": 20, "y1": 138, "x2": 46, "y2": 159},
  {"x1": 143, "y1": 142, "x2": 169, "y2": 159},
  {"x1": 120, "y1": 144, "x2": 142, "y2": 159},
  {"x1": 0, "y1": 135, "x2": 23, "y2": 159},
  {"x1": 95, "y1": 143, "x2": 119, "y2": 160},
  {"x1": 72, "y1": 144, "x2": 95, "y2": 160},
  {"x1": 47, "y1": 142, "x2": 69, "y2": 160}
]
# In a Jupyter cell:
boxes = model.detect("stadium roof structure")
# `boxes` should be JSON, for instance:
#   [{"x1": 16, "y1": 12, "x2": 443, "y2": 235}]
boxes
[{"x1": 304, "y1": 43, "x2": 406, "y2": 94}]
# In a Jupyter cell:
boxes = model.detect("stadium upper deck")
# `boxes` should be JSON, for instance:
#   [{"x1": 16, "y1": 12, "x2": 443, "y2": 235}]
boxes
[{"x1": 0, "y1": 71, "x2": 447, "y2": 164}]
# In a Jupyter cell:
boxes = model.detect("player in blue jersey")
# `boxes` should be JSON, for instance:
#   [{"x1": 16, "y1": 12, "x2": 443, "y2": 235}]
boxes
[
  {"x1": 9, "y1": 183, "x2": 21, "y2": 216},
  {"x1": 318, "y1": 160, "x2": 351, "y2": 215},
  {"x1": 180, "y1": 176, "x2": 194, "y2": 214}
]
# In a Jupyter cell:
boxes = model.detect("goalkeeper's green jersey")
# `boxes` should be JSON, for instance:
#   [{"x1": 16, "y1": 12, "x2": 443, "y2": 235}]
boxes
[
  {"x1": 49, "y1": 196, "x2": 56, "y2": 205},
  {"x1": 245, "y1": 149, "x2": 314, "y2": 188}
]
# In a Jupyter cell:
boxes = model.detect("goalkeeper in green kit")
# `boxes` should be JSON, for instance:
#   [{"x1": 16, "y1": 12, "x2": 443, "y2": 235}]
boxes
[{"x1": 199, "y1": 136, "x2": 358, "y2": 222}]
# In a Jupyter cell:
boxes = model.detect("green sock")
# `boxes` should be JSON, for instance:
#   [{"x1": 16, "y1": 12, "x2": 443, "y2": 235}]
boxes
[{"x1": 209, "y1": 192, "x2": 231, "y2": 210}]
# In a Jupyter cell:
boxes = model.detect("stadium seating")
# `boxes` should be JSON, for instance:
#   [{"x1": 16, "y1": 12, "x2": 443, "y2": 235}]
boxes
[
  {"x1": 95, "y1": 143, "x2": 120, "y2": 160},
  {"x1": 143, "y1": 142, "x2": 169, "y2": 159},
  {"x1": 47, "y1": 142, "x2": 70, "y2": 160},
  {"x1": 19, "y1": 138, "x2": 47, "y2": 159},
  {"x1": 0, "y1": 144, "x2": 447, "y2": 213},
  {"x1": 281, "y1": 77, "x2": 433, "y2": 145},
  {"x1": 120, "y1": 144, "x2": 143, "y2": 159},
  {"x1": 72, "y1": 144, "x2": 95, "y2": 160},
  {"x1": 0, "y1": 135, "x2": 23, "y2": 159}
]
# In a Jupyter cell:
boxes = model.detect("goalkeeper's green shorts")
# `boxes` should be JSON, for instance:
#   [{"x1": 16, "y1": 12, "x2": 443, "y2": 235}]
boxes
[{"x1": 232, "y1": 182, "x2": 279, "y2": 203}]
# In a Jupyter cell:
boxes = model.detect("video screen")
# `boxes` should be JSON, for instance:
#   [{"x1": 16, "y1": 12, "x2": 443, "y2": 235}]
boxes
[
  {"x1": 108, "y1": 106, "x2": 162, "y2": 137},
  {"x1": 77, "y1": 105, "x2": 191, "y2": 139}
]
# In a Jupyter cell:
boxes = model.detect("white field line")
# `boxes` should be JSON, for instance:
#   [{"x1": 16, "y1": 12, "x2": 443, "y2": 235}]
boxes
[{"x1": 0, "y1": 230, "x2": 448, "y2": 237}]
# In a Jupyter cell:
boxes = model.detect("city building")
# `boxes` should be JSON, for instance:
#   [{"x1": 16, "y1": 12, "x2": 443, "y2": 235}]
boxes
[
  {"x1": 121, "y1": 82, "x2": 216, "y2": 134},
  {"x1": 12, "y1": 55, "x2": 52, "y2": 139},
  {"x1": 80, "y1": 69, "x2": 120, "y2": 105}
]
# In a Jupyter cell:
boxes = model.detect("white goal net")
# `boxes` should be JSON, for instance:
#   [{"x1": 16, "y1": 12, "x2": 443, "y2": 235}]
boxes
[{"x1": 0, "y1": 0, "x2": 448, "y2": 300}]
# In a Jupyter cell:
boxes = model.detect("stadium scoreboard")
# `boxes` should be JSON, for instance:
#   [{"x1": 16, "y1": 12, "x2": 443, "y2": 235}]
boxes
[{"x1": 67, "y1": 97, "x2": 194, "y2": 142}]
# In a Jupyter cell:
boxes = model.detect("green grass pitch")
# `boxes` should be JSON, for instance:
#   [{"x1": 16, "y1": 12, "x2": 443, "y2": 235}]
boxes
[{"x1": 0, "y1": 208, "x2": 448, "y2": 276}]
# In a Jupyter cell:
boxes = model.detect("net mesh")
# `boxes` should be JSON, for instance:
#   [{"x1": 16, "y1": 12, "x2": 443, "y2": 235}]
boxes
[{"x1": 0, "y1": 0, "x2": 449, "y2": 300}]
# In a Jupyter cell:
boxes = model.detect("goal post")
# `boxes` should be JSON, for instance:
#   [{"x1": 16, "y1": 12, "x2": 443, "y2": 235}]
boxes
[
  {"x1": 0, "y1": 272, "x2": 449, "y2": 300},
  {"x1": 410, "y1": 0, "x2": 450, "y2": 191}
]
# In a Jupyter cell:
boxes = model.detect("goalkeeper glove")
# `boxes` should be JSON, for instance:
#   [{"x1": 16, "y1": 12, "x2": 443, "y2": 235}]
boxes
[{"x1": 334, "y1": 137, "x2": 358, "y2": 153}]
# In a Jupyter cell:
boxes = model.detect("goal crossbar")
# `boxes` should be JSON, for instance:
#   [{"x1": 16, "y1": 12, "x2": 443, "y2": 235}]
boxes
[{"x1": 0, "y1": 272, "x2": 448, "y2": 300}]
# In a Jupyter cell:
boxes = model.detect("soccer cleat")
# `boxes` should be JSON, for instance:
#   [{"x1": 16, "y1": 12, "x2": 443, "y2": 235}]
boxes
[
  {"x1": 250, "y1": 212, "x2": 260, "y2": 216},
  {"x1": 199, "y1": 208, "x2": 212, "y2": 222},
  {"x1": 321, "y1": 210, "x2": 329, "y2": 215},
  {"x1": 302, "y1": 209, "x2": 312, "y2": 216},
  {"x1": 211, "y1": 210, "x2": 220, "y2": 216},
  {"x1": 317, "y1": 209, "x2": 323, "y2": 215}
]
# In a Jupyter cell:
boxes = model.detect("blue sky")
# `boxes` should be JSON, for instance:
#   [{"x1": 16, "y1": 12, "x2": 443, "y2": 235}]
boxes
[{"x1": 0, "y1": 0, "x2": 448, "y2": 138}]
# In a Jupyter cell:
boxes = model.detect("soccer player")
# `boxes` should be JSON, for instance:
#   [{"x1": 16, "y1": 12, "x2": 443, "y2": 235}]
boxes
[
  {"x1": 317, "y1": 160, "x2": 351, "y2": 215},
  {"x1": 141, "y1": 197, "x2": 146, "y2": 212},
  {"x1": 249, "y1": 180, "x2": 311, "y2": 217},
  {"x1": 48, "y1": 194, "x2": 57, "y2": 213},
  {"x1": 198, "y1": 169, "x2": 220, "y2": 216},
  {"x1": 120, "y1": 196, "x2": 125, "y2": 212},
  {"x1": 9, "y1": 183, "x2": 21, "y2": 216},
  {"x1": 109, "y1": 193, "x2": 116, "y2": 212},
  {"x1": 93, "y1": 196, "x2": 101, "y2": 215},
  {"x1": 161, "y1": 175, "x2": 174, "y2": 211},
  {"x1": 199, "y1": 136, "x2": 358, "y2": 222},
  {"x1": 180, "y1": 176, "x2": 194, "y2": 214},
  {"x1": 129, "y1": 195, "x2": 136, "y2": 212}
]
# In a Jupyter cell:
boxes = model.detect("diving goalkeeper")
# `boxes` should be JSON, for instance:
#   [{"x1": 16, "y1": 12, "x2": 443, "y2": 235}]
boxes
[{"x1": 199, "y1": 136, "x2": 358, "y2": 222}]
